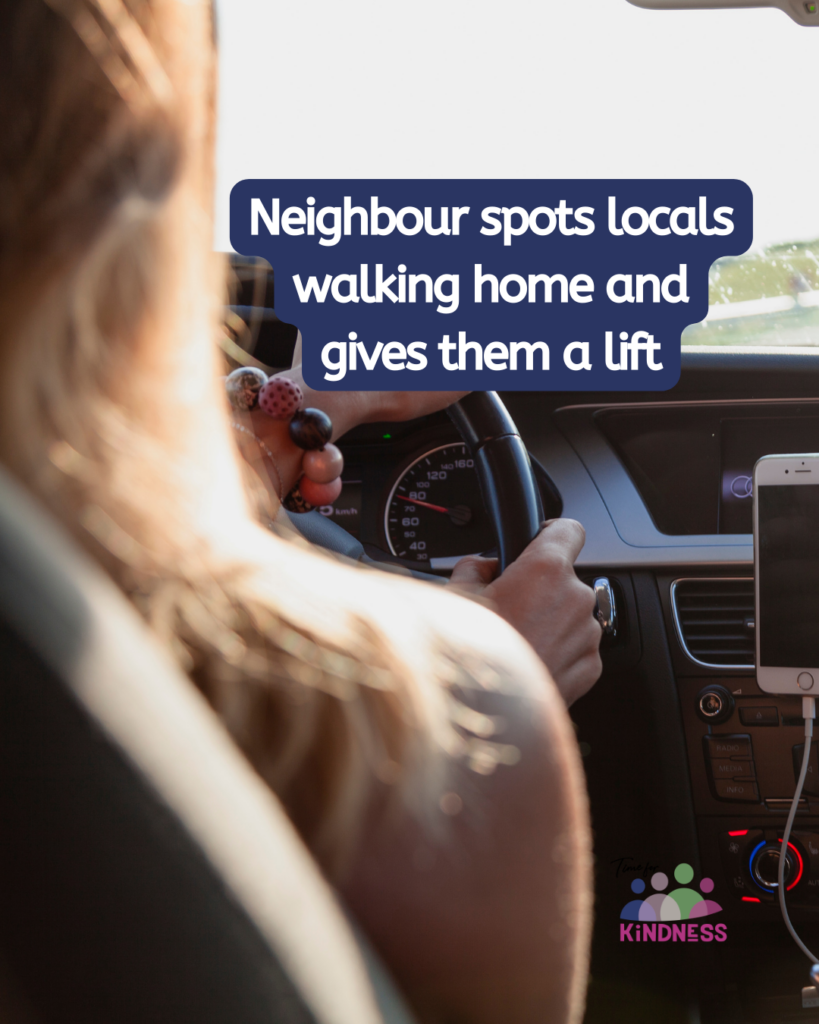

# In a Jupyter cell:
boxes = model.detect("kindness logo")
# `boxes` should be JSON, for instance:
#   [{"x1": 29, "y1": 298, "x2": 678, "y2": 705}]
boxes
[{"x1": 621, "y1": 863, "x2": 722, "y2": 922}]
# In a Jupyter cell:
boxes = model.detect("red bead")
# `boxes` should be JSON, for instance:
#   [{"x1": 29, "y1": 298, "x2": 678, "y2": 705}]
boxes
[
  {"x1": 258, "y1": 377, "x2": 304, "y2": 420},
  {"x1": 302, "y1": 443, "x2": 344, "y2": 484},
  {"x1": 299, "y1": 475, "x2": 342, "y2": 507}
]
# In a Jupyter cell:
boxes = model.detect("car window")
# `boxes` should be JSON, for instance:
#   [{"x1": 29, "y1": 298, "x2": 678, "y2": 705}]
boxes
[
  {"x1": 215, "y1": 0, "x2": 818, "y2": 351},
  {"x1": 683, "y1": 242, "x2": 819, "y2": 348}
]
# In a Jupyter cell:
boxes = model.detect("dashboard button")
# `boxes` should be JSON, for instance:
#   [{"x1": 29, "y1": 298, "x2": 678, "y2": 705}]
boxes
[
  {"x1": 793, "y1": 744, "x2": 819, "y2": 797},
  {"x1": 793, "y1": 832, "x2": 819, "y2": 902},
  {"x1": 714, "y1": 779, "x2": 760, "y2": 802},
  {"x1": 697, "y1": 685, "x2": 735, "y2": 724},
  {"x1": 701, "y1": 692, "x2": 723, "y2": 716},
  {"x1": 739, "y1": 706, "x2": 779, "y2": 726},
  {"x1": 719, "y1": 830, "x2": 762, "y2": 898},
  {"x1": 705, "y1": 734, "x2": 752, "y2": 759},
  {"x1": 750, "y1": 842, "x2": 799, "y2": 891},
  {"x1": 710, "y1": 759, "x2": 756, "y2": 779},
  {"x1": 798, "y1": 672, "x2": 815, "y2": 690}
]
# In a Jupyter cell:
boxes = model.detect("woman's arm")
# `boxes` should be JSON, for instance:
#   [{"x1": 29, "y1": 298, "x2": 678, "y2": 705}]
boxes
[
  {"x1": 232, "y1": 372, "x2": 603, "y2": 708},
  {"x1": 340, "y1": 598, "x2": 593, "y2": 1024},
  {"x1": 230, "y1": 372, "x2": 600, "y2": 1021}
]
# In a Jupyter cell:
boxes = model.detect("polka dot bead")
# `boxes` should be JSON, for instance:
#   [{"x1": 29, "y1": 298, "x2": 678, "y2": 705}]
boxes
[
  {"x1": 299, "y1": 475, "x2": 342, "y2": 507},
  {"x1": 258, "y1": 377, "x2": 304, "y2": 420}
]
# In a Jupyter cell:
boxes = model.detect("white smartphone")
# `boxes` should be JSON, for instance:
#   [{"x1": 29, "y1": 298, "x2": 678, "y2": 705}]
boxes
[{"x1": 754, "y1": 453, "x2": 819, "y2": 694}]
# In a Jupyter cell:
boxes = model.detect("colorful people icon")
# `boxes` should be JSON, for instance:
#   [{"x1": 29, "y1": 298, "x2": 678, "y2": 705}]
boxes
[{"x1": 620, "y1": 863, "x2": 722, "y2": 921}]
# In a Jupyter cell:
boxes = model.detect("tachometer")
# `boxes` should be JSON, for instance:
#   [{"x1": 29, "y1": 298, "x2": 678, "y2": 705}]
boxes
[{"x1": 384, "y1": 443, "x2": 495, "y2": 569}]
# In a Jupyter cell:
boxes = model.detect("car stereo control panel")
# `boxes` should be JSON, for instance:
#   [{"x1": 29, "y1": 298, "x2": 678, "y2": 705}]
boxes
[
  {"x1": 680, "y1": 676, "x2": 815, "y2": 815},
  {"x1": 678, "y1": 675, "x2": 819, "y2": 918},
  {"x1": 717, "y1": 827, "x2": 819, "y2": 905}
]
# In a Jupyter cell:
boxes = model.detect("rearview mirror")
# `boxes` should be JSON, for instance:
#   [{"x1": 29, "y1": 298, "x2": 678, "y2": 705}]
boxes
[{"x1": 627, "y1": 0, "x2": 817, "y2": 26}]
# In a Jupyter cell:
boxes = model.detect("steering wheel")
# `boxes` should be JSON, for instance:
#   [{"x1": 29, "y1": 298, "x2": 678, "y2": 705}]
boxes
[
  {"x1": 446, "y1": 392, "x2": 542, "y2": 572},
  {"x1": 287, "y1": 391, "x2": 543, "y2": 575}
]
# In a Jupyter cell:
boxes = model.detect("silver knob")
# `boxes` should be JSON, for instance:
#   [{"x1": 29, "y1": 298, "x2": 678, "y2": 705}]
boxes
[{"x1": 593, "y1": 577, "x2": 617, "y2": 637}]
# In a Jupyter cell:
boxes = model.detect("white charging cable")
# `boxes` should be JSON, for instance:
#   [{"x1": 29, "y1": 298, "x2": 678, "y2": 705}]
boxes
[{"x1": 779, "y1": 695, "x2": 817, "y2": 963}]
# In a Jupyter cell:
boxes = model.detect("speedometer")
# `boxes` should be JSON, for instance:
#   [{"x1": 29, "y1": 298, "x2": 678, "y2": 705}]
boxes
[{"x1": 384, "y1": 443, "x2": 495, "y2": 569}]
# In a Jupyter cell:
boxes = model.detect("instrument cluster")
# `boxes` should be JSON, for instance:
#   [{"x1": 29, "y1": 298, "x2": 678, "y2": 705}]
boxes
[{"x1": 329, "y1": 417, "x2": 496, "y2": 574}]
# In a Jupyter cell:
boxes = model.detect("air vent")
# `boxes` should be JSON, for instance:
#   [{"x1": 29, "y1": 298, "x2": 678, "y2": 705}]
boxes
[{"x1": 671, "y1": 578, "x2": 755, "y2": 669}]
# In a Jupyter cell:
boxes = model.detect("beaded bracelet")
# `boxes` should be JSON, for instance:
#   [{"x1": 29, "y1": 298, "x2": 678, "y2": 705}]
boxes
[{"x1": 225, "y1": 366, "x2": 343, "y2": 513}]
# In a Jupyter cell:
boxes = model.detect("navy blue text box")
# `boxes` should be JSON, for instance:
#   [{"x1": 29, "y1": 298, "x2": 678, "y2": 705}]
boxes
[{"x1": 230, "y1": 179, "x2": 752, "y2": 391}]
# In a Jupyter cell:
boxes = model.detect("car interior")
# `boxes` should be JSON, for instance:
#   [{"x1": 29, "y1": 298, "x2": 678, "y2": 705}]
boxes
[
  {"x1": 218, "y1": 242, "x2": 819, "y2": 1022},
  {"x1": 8, "y1": 330, "x2": 819, "y2": 1024}
]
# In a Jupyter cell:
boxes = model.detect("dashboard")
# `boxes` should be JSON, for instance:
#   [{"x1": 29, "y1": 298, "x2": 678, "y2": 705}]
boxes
[
  {"x1": 331, "y1": 360, "x2": 819, "y2": 574},
  {"x1": 322, "y1": 420, "x2": 560, "y2": 574},
  {"x1": 331, "y1": 350, "x2": 819, "y2": 1024}
]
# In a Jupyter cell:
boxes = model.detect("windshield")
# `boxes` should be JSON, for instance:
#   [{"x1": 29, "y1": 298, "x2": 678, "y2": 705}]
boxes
[{"x1": 215, "y1": 0, "x2": 819, "y2": 352}]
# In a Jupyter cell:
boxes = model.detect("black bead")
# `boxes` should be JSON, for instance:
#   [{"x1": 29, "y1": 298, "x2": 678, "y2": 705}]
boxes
[
  {"x1": 225, "y1": 366, "x2": 268, "y2": 410},
  {"x1": 288, "y1": 408, "x2": 332, "y2": 451}
]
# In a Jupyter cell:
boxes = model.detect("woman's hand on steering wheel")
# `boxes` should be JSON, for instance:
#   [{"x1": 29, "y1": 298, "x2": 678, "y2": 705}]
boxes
[
  {"x1": 450, "y1": 519, "x2": 603, "y2": 707},
  {"x1": 240, "y1": 361, "x2": 603, "y2": 707}
]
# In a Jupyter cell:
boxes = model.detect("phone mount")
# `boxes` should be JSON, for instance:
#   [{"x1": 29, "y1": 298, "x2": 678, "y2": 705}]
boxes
[{"x1": 626, "y1": 0, "x2": 818, "y2": 28}]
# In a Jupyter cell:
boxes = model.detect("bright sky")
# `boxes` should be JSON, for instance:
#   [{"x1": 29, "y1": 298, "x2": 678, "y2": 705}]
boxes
[{"x1": 214, "y1": 0, "x2": 819, "y2": 254}]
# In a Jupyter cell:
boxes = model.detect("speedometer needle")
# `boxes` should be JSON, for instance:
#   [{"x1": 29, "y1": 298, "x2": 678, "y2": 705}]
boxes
[
  {"x1": 396, "y1": 494, "x2": 449, "y2": 514},
  {"x1": 396, "y1": 494, "x2": 473, "y2": 527}
]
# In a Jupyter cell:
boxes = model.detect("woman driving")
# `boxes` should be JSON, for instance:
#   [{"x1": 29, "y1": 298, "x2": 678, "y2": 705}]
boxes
[{"x1": 0, "y1": 1, "x2": 603, "y2": 1022}]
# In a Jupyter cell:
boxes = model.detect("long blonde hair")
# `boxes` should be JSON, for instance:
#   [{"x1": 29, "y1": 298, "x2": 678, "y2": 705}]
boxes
[{"x1": 0, "y1": 0, "x2": 521, "y2": 875}]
